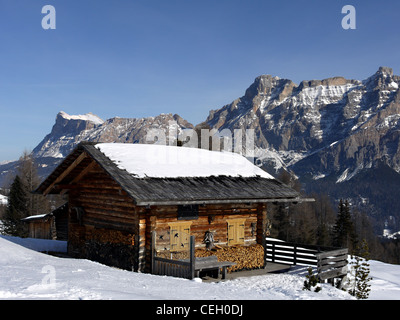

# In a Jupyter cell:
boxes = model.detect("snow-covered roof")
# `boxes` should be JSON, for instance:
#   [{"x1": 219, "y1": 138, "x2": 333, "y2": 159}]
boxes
[
  {"x1": 95, "y1": 143, "x2": 274, "y2": 179},
  {"x1": 36, "y1": 142, "x2": 300, "y2": 205},
  {"x1": 21, "y1": 214, "x2": 49, "y2": 221}
]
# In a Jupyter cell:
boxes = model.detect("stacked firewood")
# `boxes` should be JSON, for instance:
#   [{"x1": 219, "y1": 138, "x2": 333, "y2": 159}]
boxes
[
  {"x1": 195, "y1": 244, "x2": 264, "y2": 272},
  {"x1": 87, "y1": 227, "x2": 135, "y2": 246}
]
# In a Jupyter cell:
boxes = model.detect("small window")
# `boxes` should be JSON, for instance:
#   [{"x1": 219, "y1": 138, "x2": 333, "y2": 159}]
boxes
[
  {"x1": 177, "y1": 205, "x2": 199, "y2": 220},
  {"x1": 168, "y1": 222, "x2": 192, "y2": 252},
  {"x1": 227, "y1": 219, "x2": 246, "y2": 245}
]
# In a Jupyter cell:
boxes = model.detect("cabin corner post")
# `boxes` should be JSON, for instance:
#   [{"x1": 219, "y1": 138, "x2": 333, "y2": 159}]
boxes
[
  {"x1": 189, "y1": 235, "x2": 195, "y2": 280},
  {"x1": 256, "y1": 203, "x2": 267, "y2": 268},
  {"x1": 144, "y1": 212, "x2": 157, "y2": 273},
  {"x1": 132, "y1": 206, "x2": 140, "y2": 272}
]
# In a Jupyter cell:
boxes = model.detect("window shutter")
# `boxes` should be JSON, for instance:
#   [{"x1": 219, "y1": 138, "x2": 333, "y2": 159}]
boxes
[
  {"x1": 168, "y1": 222, "x2": 192, "y2": 252},
  {"x1": 227, "y1": 219, "x2": 246, "y2": 245},
  {"x1": 228, "y1": 223, "x2": 235, "y2": 245}
]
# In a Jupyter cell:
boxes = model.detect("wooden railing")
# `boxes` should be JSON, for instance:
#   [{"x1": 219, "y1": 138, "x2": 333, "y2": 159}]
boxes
[
  {"x1": 315, "y1": 248, "x2": 348, "y2": 281},
  {"x1": 151, "y1": 233, "x2": 195, "y2": 280},
  {"x1": 265, "y1": 239, "x2": 348, "y2": 281},
  {"x1": 152, "y1": 256, "x2": 195, "y2": 279}
]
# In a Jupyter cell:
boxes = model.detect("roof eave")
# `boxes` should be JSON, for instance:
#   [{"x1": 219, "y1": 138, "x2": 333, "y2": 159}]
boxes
[{"x1": 135, "y1": 197, "x2": 315, "y2": 207}]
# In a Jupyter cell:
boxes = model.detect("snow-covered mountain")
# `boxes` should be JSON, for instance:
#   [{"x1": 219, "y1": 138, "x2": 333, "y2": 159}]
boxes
[
  {"x1": 0, "y1": 111, "x2": 194, "y2": 187},
  {"x1": 206, "y1": 67, "x2": 400, "y2": 182}
]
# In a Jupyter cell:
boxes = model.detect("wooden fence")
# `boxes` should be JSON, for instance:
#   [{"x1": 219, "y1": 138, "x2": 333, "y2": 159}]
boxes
[
  {"x1": 151, "y1": 232, "x2": 195, "y2": 280},
  {"x1": 265, "y1": 239, "x2": 348, "y2": 281}
]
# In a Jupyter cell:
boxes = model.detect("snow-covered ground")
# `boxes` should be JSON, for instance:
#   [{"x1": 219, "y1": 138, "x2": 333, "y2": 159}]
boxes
[
  {"x1": 0, "y1": 194, "x2": 7, "y2": 205},
  {"x1": 0, "y1": 235, "x2": 398, "y2": 300}
]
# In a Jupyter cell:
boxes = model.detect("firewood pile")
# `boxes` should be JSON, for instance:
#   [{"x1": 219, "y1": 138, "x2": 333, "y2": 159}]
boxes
[
  {"x1": 195, "y1": 244, "x2": 264, "y2": 272},
  {"x1": 87, "y1": 227, "x2": 135, "y2": 246}
]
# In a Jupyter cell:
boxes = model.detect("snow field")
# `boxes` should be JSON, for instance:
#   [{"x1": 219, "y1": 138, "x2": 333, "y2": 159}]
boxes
[{"x1": 0, "y1": 235, "x2": 399, "y2": 300}]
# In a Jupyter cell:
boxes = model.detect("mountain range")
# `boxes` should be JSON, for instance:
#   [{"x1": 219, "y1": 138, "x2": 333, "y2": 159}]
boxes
[{"x1": 1, "y1": 66, "x2": 400, "y2": 233}]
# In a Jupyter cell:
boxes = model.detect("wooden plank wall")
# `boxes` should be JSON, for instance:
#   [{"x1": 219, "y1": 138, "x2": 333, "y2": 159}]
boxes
[{"x1": 29, "y1": 220, "x2": 52, "y2": 239}]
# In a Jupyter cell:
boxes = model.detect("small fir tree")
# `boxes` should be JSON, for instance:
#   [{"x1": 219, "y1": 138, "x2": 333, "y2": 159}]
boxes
[
  {"x1": 348, "y1": 239, "x2": 372, "y2": 299},
  {"x1": 1, "y1": 175, "x2": 28, "y2": 236},
  {"x1": 303, "y1": 266, "x2": 322, "y2": 292}
]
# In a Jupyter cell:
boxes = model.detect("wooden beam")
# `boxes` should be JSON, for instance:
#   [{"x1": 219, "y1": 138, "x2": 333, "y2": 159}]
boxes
[
  {"x1": 71, "y1": 159, "x2": 97, "y2": 184},
  {"x1": 43, "y1": 152, "x2": 87, "y2": 196},
  {"x1": 60, "y1": 159, "x2": 97, "y2": 195}
]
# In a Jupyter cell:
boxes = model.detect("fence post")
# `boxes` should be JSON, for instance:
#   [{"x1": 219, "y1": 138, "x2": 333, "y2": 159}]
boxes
[
  {"x1": 264, "y1": 240, "x2": 267, "y2": 268},
  {"x1": 293, "y1": 245, "x2": 297, "y2": 265},
  {"x1": 189, "y1": 235, "x2": 195, "y2": 280},
  {"x1": 271, "y1": 242, "x2": 275, "y2": 263},
  {"x1": 151, "y1": 231, "x2": 156, "y2": 274}
]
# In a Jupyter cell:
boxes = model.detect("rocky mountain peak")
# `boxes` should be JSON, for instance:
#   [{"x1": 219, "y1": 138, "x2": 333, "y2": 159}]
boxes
[
  {"x1": 50, "y1": 111, "x2": 103, "y2": 137},
  {"x1": 377, "y1": 66, "x2": 393, "y2": 77},
  {"x1": 363, "y1": 66, "x2": 399, "y2": 91},
  {"x1": 244, "y1": 75, "x2": 295, "y2": 100}
]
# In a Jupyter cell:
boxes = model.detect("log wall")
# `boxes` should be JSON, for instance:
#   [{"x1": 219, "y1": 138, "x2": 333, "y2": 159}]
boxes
[
  {"x1": 67, "y1": 163, "x2": 141, "y2": 271},
  {"x1": 66, "y1": 161, "x2": 269, "y2": 273}
]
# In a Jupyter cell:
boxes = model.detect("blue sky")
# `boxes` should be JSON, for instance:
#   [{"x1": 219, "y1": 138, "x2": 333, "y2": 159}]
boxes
[{"x1": 0, "y1": 0, "x2": 399, "y2": 162}]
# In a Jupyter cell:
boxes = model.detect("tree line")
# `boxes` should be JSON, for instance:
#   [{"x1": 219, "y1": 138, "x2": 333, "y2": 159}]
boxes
[
  {"x1": 270, "y1": 170, "x2": 400, "y2": 265},
  {"x1": 0, "y1": 150, "x2": 64, "y2": 237}
]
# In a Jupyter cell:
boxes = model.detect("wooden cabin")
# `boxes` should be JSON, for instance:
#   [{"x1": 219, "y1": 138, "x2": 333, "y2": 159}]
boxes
[
  {"x1": 22, "y1": 203, "x2": 68, "y2": 240},
  {"x1": 34, "y1": 142, "x2": 305, "y2": 274}
]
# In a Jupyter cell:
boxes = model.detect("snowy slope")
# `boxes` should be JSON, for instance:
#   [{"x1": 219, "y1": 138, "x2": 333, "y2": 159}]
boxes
[{"x1": 1, "y1": 236, "x2": 398, "y2": 300}]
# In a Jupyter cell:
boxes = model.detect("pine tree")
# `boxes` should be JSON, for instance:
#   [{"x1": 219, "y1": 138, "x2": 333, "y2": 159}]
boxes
[
  {"x1": 332, "y1": 199, "x2": 357, "y2": 250},
  {"x1": 314, "y1": 193, "x2": 336, "y2": 246},
  {"x1": 1, "y1": 175, "x2": 28, "y2": 237},
  {"x1": 348, "y1": 239, "x2": 372, "y2": 299},
  {"x1": 274, "y1": 203, "x2": 290, "y2": 241},
  {"x1": 303, "y1": 266, "x2": 322, "y2": 292}
]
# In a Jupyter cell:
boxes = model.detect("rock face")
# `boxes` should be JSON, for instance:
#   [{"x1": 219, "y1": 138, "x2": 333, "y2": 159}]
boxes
[{"x1": 206, "y1": 67, "x2": 400, "y2": 182}]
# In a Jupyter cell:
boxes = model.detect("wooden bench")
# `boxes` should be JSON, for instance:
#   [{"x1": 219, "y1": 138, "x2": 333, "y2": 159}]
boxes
[{"x1": 183, "y1": 256, "x2": 236, "y2": 280}]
